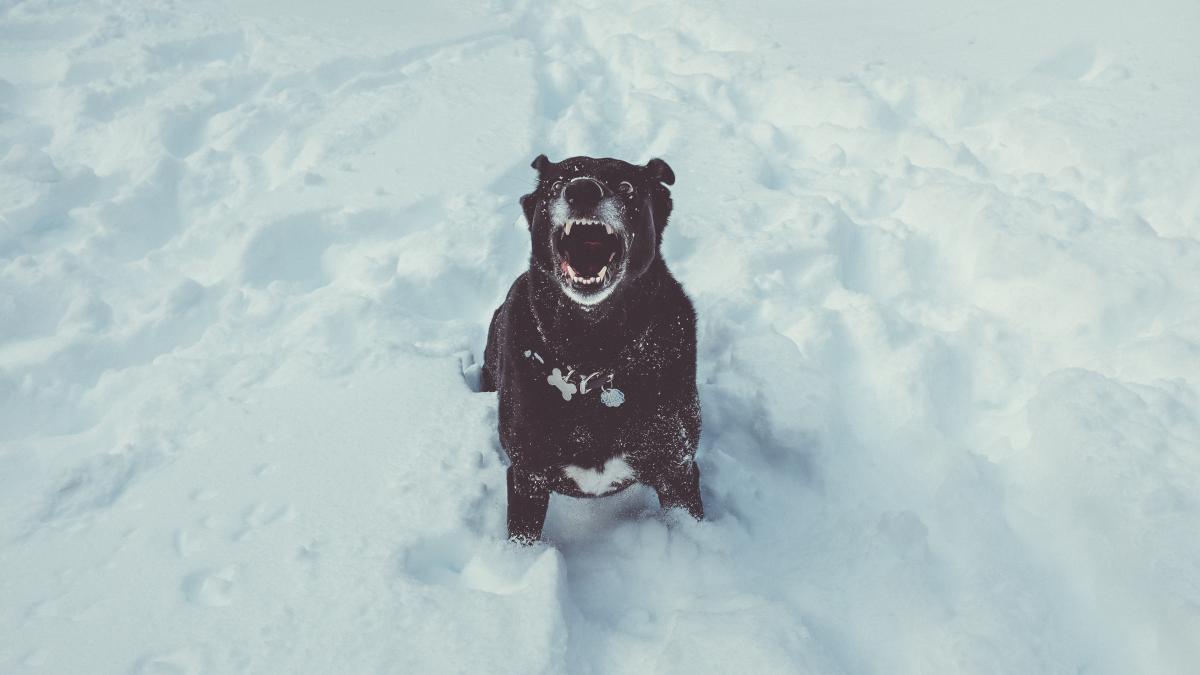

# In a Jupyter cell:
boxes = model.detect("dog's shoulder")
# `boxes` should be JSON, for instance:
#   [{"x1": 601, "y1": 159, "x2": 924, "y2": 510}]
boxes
[
  {"x1": 504, "y1": 269, "x2": 533, "y2": 303},
  {"x1": 483, "y1": 272, "x2": 534, "y2": 392},
  {"x1": 642, "y1": 266, "x2": 697, "y2": 345},
  {"x1": 607, "y1": 265, "x2": 697, "y2": 384},
  {"x1": 660, "y1": 267, "x2": 696, "y2": 323}
]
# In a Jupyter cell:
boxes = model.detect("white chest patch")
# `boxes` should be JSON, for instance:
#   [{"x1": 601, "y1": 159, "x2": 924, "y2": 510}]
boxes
[{"x1": 563, "y1": 455, "x2": 635, "y2": 495}]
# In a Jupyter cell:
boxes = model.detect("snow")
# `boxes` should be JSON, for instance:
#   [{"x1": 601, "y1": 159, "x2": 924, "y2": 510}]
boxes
[{"x1": 1, "y1": 0, "x2": 1198, "y2": 672}]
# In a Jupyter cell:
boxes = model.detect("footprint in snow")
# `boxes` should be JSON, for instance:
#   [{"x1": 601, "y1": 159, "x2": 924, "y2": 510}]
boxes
[
  {"x1": 182, "y1": 566, "x2": 237, "y2": 607},
  {"x1": 230, "y1": 501, "x2": 296, "y2": 542},
  {"x1": 132, "y1": 646, "x2": 207, "y2": 675}
]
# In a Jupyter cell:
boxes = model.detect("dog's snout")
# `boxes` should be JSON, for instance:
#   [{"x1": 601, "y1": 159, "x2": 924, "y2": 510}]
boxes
[{"x1": 564, "y1": 178, "x2": 605, "y2": 208}]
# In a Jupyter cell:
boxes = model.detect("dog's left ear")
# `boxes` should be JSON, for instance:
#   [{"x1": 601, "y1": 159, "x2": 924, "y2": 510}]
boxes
[
  {"x1": 644, "y1": 158, "x2": 674, "y2": 232},
  {"x1": 645, "y1": 158, "x2": 675, "y2": 185}
]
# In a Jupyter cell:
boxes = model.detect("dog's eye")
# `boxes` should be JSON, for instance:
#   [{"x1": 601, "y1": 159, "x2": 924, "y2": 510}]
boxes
[
  {"x1": 617, "y1": 181, "x2": 634, "y2": 196},
  {"x1": 551, "y1": 180, "x2": 564, "y2": 193}
]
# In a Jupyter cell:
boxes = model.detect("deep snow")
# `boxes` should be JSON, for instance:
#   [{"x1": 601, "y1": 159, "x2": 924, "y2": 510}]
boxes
[{"x1": 1, "y1": 0, "x2": 1198, "y2": 673}]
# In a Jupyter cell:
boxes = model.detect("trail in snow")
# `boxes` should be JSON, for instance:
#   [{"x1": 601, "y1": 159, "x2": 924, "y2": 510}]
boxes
[{"x1": 1, "y1": 0, "x2": 1199, "y2": 673}]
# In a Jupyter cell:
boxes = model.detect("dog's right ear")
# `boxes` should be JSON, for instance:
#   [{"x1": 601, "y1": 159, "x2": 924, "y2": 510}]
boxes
[{"x1": 531, "y1": 154, "x2": 553, "y2": 174}]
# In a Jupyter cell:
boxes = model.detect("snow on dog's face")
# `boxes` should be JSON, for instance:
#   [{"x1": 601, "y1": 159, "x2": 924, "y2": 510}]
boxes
[{"x1": 521, "y1": 154, "x2": 675, "y2": 306}]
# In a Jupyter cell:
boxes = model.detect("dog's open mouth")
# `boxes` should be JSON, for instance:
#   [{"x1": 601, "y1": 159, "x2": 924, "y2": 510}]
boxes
[{"x1": 554, "y1": 218, "x2": 623, "y2": 293}]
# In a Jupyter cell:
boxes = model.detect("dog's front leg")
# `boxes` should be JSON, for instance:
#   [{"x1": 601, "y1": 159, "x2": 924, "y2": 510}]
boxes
[
  {"x1": 507, "y1": 466, "x2": 550, "y2": 544},
  {"x1": 650, "y1": 460, "x2": 704, "y2": 521}
]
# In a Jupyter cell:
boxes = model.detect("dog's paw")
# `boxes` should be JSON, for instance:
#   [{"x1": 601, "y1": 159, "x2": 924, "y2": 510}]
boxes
[{"x1": 508, "y1": 532, "x2": 540, "y2": 547}]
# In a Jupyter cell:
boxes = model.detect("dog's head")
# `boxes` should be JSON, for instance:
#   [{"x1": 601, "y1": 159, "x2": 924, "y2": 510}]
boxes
[{"x1": 521, "y1": 155, "x2": 675, "y2": 306}]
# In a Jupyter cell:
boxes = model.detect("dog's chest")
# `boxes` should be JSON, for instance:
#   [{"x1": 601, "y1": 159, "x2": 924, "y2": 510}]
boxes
[
  {"x1": 517, "y1": 346, "x2": 625, "y2": 409},
  {"x1": 563, "y1": 455, "x2": 635, "y2": 495}
]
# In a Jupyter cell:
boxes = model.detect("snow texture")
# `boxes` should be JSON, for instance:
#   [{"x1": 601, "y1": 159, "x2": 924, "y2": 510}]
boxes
[{"x1": 1, "y1": 0, "x2": 1199, "y2": 673}]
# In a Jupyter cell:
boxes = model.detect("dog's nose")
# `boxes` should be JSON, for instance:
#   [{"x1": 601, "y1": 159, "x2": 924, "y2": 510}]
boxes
[{"x1": 564, "y1": 177, "x2": 605, "y2": 208}]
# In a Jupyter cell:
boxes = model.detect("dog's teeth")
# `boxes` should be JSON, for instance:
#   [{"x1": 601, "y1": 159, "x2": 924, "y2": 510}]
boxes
[
  {"x1": 564, "y1": 221, "x2": 573, "y2": 236},
  {"x1": 608, "y1": 253, "x2": 615, "y2": 262},
  {"x1": 605, "y1": 224, "x2": 613, "y2": 235},
  {"x1": 599, "y1": 266, "x2": 607, "y2": 280}
]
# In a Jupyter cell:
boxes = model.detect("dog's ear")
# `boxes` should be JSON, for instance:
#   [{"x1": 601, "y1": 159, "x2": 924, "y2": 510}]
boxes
[
  {"x1": 520, "y1": 193, "x2": 536, "y2": 229},
  {"x1": 522, "y1": 155, "x2": 555, "y2": 229},
  {"x1": 531, "y1": 154, "x2": 554, "y2": 174},
  {"x1": 645, "y1": 158, "x2": 675, "y2": 232},
  {"x1": 645, "y1": 158, "x2": 675, "y2": 186}
]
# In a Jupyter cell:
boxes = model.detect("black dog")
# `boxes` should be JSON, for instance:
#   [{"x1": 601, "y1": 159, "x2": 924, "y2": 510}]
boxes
[{"x1": 482, "y1": 154, "x2": 703, "y2": 543}]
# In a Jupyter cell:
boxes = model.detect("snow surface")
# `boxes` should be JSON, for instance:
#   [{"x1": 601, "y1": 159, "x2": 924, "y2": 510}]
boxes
[{"x1": 2, "y1": 0, "x2": 1199, "y2": 672}]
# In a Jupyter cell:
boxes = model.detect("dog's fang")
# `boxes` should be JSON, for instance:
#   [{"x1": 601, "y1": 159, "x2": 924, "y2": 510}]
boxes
[
  {"x1": 599, "y1": 266, "x2": 607, "y2": 280},
  {"x1": 608, "y1": 252, "x2": 615, "y2": 262},
  {"x1": 564, "y1": 221, "x2": 573, "y2": 236},
  {"x1": 605, "y1": 224, "x2": 613, "y2": 235}
]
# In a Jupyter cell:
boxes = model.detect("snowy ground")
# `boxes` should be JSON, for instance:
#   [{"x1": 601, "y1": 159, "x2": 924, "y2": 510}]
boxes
[{"x1": 2, "y1": 0, "x2": 1199, "y2": 672}]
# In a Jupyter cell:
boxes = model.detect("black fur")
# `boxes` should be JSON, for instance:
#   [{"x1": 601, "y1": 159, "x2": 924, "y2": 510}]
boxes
[{"x1": 483, "y1": 155, "x2": 703, "y2": 543}]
